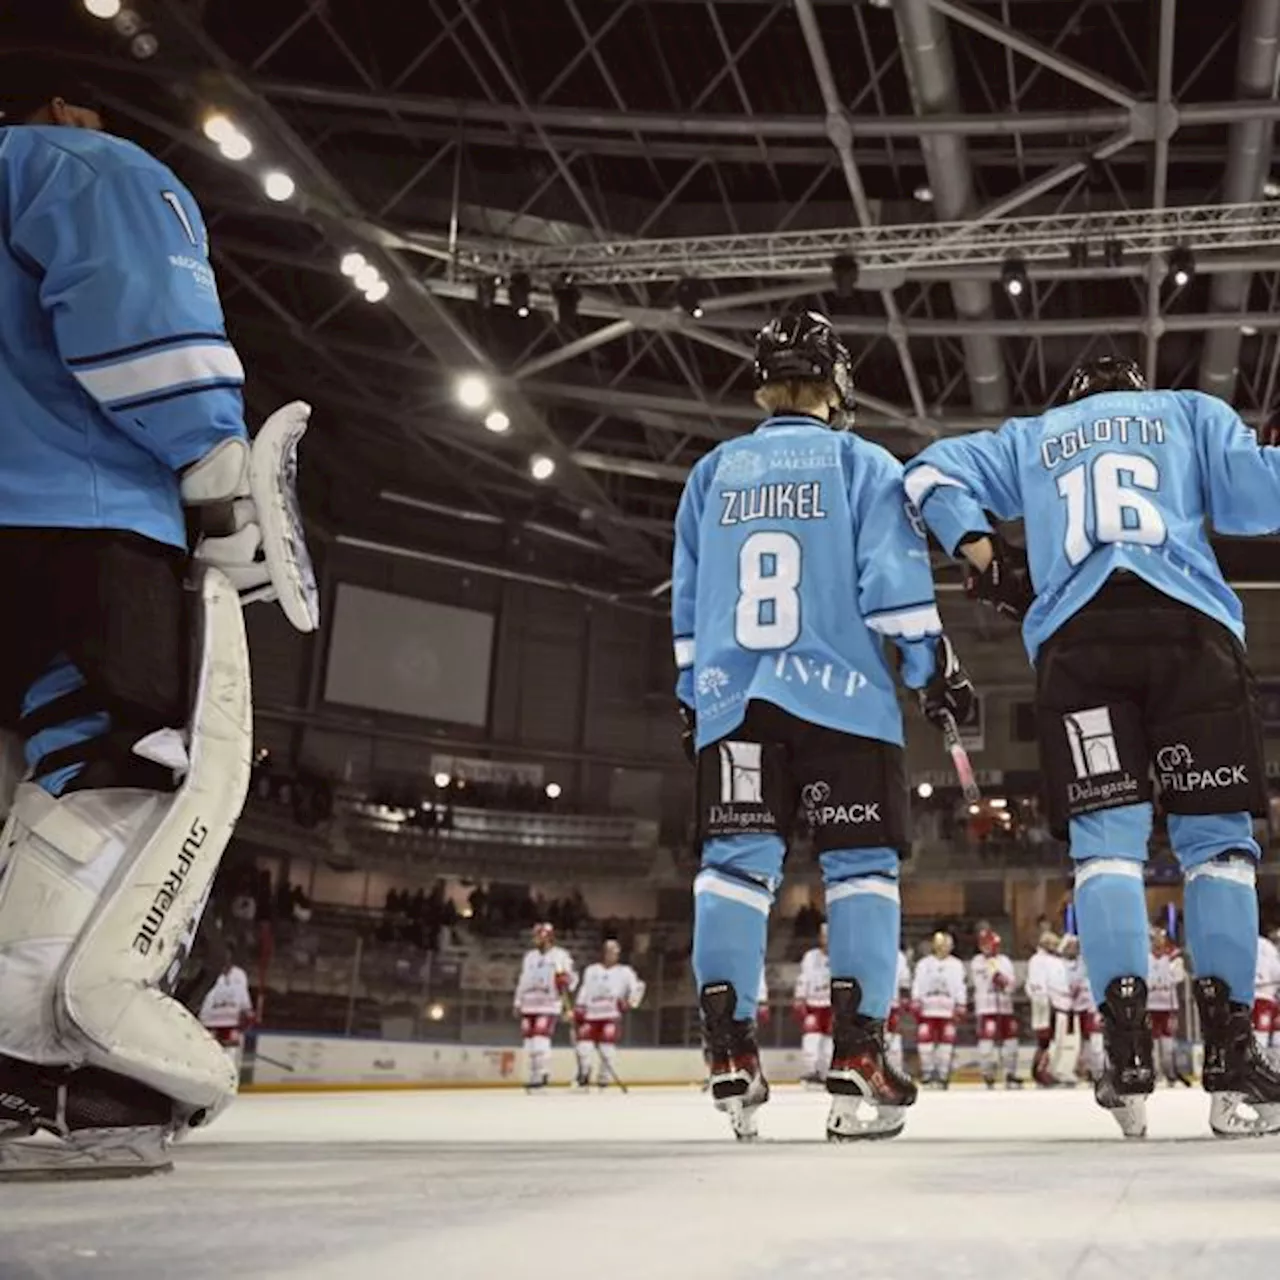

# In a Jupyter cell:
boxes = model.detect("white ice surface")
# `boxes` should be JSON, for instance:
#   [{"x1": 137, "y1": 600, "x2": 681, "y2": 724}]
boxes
[{"x1": 5, "y1": 1084, "x2": 1280, "y2": 1280}]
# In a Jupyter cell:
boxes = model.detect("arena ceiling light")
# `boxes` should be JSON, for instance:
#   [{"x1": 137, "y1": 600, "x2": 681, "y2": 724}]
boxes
[
  {"x1": 262, "y1": 170, "x2": 295, "y2": 202},
  {"x1": 1000, "y1": 254, "x2": 1029, "y2": 300},
  {"x1": 509, "y1": 271, "x2": 533, "y2": 318},
  {"x1": 455, "y1": 373, "x2": 491, "y2": 411},
  {"x1": 340, "y1": 251, "x2": 367, "y2": 278},
  {"x1": 530, "y1": 454, "x2": 556, "y2": 482},
  {"x1": 545, "y1": 782, "x2": 562, "y2": 800},
  {"x1": 1167, "y1": 245, "x2": 1195, "y2": 289},
  {"x1": 363, "y1": 279, "x2": 389, "y2": 304},
  {"x1": 916, "y1": 782, "x2": 934, "y2": 799},
  {"x1": 84, "y1": 0, "x2": 122, "y2": 16},
  {"x1": 675, "y1": 277, "x2": 705, "y2": 319},
  {"x1": 483, "y1": 409, "x2": 511, "y2": 435},
  {"x1": 913, "y1": 185, "x2": 933, "y2": 204},
  {"x1": 831, "y1": 253, "x2": 859, "y2": 299},
  {"x1": 433, "y1": 771, "x2": 451, "y2": 788}
]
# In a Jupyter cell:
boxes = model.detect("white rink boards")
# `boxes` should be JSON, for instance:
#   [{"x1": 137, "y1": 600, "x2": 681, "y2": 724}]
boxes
[{"x1": 4, "y1": 1085, "x2": 1280, "y2": 1280}]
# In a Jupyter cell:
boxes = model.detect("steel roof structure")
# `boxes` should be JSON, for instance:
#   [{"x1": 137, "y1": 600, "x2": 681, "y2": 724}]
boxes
[{"x1": 11, "y1": 0, "x2": 1280, "y2": 588}]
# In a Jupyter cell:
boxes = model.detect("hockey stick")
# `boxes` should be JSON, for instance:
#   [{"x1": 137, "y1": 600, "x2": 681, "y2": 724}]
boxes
[
  {"x1": 940, "y1": 710, "x2": 981, "y2": 804},
  {"x1": 251, "y1": 1049, "x2": 297, "y2": 1073},
  {"x1": 594, "y1": 1044, "x2": 630, "y2": 1094}
]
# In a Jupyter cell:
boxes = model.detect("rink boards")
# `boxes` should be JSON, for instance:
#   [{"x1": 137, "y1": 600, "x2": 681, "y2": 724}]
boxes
[{"x1": 247, "y1": 1030, "x2": 1057, "y2": 1090}]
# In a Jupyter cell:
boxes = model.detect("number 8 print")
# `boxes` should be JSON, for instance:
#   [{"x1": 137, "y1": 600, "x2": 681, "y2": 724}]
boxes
[{"x1": 735, "y1": 530, "x2": 802, "y2": 650}]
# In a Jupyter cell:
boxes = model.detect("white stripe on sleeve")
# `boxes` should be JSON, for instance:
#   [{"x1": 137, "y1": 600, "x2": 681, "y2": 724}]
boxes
[
  {"x1": 865, "y1": 604, "x2": 943, "y2": 639},
  {"x1": 674, "y1": 637, "x2": 695, "y2": 670},
  {"x1": 904, "y1": 464, "x2": 966, "y2": 509},
  {"x1": 74, "y1": 343, "x2": 245, "y2": 405}
]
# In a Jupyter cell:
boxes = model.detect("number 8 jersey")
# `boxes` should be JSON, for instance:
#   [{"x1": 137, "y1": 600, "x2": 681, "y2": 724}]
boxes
[
  {"x1": 672, "y1": 414, "x2": 943, "y2": 751},
  {"x1": 903, "y1": 389, "x2": 1280, "y2": 661}
]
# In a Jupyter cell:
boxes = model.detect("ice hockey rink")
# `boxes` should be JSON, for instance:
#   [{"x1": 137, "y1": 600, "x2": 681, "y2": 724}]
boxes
[{"x1": 5, "y1": 1085, "x2": 1280, "y2": 1280}]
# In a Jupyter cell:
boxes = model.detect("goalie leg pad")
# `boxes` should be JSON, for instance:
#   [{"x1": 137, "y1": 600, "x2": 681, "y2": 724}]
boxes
[{"x1": 0, "y1": 570, "x2": 250, "y2": 1125}]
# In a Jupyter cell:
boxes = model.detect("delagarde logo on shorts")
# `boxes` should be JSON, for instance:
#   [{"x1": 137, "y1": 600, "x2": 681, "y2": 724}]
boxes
[
  {"x1": 802, "y1": 779, "x2": 880, "y2": 827},
  {"x1": 1156, "y1": 743, "x2": 1248, "y2": 793},
  {"x1": 1064, "y1": 707, "x2": 1139, "y2": 807}
]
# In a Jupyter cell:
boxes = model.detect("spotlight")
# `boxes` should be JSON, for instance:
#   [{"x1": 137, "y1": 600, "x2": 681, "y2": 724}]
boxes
[
  {"x1": 130, "y1": 32, "x2": 158, "y2": 59},
  {"x1": 913, "y1": 184, "x2": 933, "y2": 204},
  {"x1": 1103, "y1": 239, "x2": 1123, "y2": 268},
  {"x1": 427, "y1": 1002, "x2": 446, "y2": 1022},
  {"x1": 483, "y1": 409, "x2": 511, "y2": 435},
  {"x1": 218, "y1": 131, "x2": 252, "y2": 162},
  {"x1": 476, "y1": 275, "x2": 498, "y2": 309},
  {"x1": 552, "y1": 273, "x2": 580, "y2": 327},
  {"x1": 509, "y1": 271, "x2": 532, "y2": 318},
  {"x1": 113, "y1": 8, "x2": 141, "y2": 36},
  {"x1": 262, "y1": 170, "x2": 296, "y2": 202},
  {"x1": 1167, "y1": 245, "x2": 1195, "y2": 289},
  {"x1": 545, "y1": 782, "x2": 562, "y2": 800},
  {"x1": 201, "y1": 113, "x2": 237, "y2": 145},
  {"x1": 675, "y1": 277, "x2": 705, "y2": 319},
  {"x1": 831, "y1": 253, "x2": 859, "y2": 299},
  {"x1": 455, "y1": 373, "x2": 491, "y2": 411},
  {"x1": 1000, "y1": 254, "x2": 1029, "y2": 299},
  {"x1": 1265, "y1": 176, "x2": 1280, "y2": 200},
  {"x1": 530, "y1": 454, "x2": 556, "y2": 482},
  {"x1": 916, "y1": 782, "x2": 934, "y2": 799},
  {"x1": 340, "y1": 251, "x2": 367, "y2": 278},
  {"x1": 353, "y1": 264, "x2": 380, "y2": 292},
  {"x1": 363, "y1": 279, "x2": 389, "y2": 303},
  {"x1": 84, "y1": 0, "x2": 122, "y2": 17},
  {"x1": 433, "y1": 771, "x2": 452, "y2": 789},
  {"x1": 1068, "y1": 241, "x2": 1089, "y2": 269}
]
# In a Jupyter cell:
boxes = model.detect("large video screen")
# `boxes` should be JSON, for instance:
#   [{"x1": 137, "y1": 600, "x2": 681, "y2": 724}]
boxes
[{"x1": 323, "y1": 584, "x2": 494, "y2": 727}]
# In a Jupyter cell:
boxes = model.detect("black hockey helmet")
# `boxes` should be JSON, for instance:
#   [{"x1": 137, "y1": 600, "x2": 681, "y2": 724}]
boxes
[
  {"x1": 753, "y1": 308, "x2": 856, "y2": 424},
  {"x1": 1064, "y1": 354, "x2": 1146, "y2": 404}
]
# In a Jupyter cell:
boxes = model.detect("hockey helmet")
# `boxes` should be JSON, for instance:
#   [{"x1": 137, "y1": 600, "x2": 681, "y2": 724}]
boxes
[
  {"x1": 977, "y1": 927, "x2": 1001, "y2": 957},
  {"x1": 1059, "y1": 934, "x2": 1080, "y2": 959},
  {"x1": 1064, "y1": 354, "x2": 1146, "y2": 404},
  {"x1": 532, "y1": 921, "x2": 555, "y2": 947},
  {"x1": 753, "y1": 308, "x2": 856, "y2": 425},
  {"x1": 931, "y1": 931, "x2": 954, "y2": 959},
  {"x1": 1038, "y1": 930, "x2": 1061, "y2": 953}
]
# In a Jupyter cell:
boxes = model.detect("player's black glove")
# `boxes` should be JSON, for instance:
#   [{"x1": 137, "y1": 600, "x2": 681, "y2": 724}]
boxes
[
  {"x1": 960, "y1": 531, "x2": 1034, "y2": 622},
  {"x1": 678, "y1": 703, "x2": 697, "y2": 765},
  {"x1": 917, "y1": 634, "x2": 976, "y2": 733}
]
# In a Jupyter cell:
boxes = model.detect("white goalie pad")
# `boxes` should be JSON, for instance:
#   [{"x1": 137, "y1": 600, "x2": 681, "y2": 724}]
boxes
[
  {"x1": 243, "y1": 401, "x2": 319, "y2": 633},
  {"x1": 0, "y1": 568, "x2": 250, "y2": 1122},
  {"x1": 1049, "y1": 1010, "x2": 1082, "y2": 1080}
]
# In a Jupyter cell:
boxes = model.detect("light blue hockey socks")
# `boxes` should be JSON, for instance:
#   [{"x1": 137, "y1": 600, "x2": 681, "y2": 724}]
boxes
[
  {"x1": 1184, "y1": 857, "x2": 1259, "y2": 1005},
  {"x1": 822, "y1": 847, "x2": 900, "y2": 1019},
  {"x1": 1074, "y1": 858, "x2": 1150, "y2": 1006},
  {"x1": 693, "y1": 834, "x2": 780, "y2": 1021}
]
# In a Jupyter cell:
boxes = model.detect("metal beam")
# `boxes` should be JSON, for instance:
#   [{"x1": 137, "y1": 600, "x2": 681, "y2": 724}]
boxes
[
  {"x1": 926, "y1": 0, "x2": 1138, "y2": 108},
  {"x1": 1199, "y1": 0, "x2": 1280, "y2": 399},
  {"x1": 1145, "y1": 0, "x2": 1178, "y2": 383},
  {"x1": 153, "y1": 0, "x2": 662, "y2": 574},
  {"x1": 794, "y1": 0, "x2": 929, "y2": 429}
]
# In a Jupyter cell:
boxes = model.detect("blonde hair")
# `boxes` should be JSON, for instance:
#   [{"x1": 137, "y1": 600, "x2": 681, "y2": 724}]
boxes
[{"x1": 754, "y1": 379, "x2": 835, "y2": 417}]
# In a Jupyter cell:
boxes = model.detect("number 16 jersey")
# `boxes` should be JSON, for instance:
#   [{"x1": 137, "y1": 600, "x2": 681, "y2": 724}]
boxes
[
  {"x1": 672, "y1": 415, "x2": 943, "y2": 752},
  {"x1": 904, "y1": 389, "x2": 1280, "y2": 662}
]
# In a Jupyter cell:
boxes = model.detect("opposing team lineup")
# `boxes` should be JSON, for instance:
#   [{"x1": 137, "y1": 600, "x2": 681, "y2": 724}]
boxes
[{"x1": 673, "y1": 312, "x2": 1280, "y2": 1142}]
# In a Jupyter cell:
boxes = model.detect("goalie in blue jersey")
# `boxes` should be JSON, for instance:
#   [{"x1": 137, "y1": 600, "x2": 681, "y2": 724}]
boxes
[
  {"x1": 672, "y1": 310, "x2": 974, "y2": 1141},
  {"x1": 905, "y1": 354, "x2": 1280, "y2": 1139},
  {"x1": 0, "y1": 67, "x2": 317, "y2": 1177}
]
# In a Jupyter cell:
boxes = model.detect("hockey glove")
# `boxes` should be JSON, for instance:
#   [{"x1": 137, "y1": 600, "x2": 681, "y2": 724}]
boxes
[
  {"x1": 181, "y1": 402, "x2": 319, "y2": 633},
  {"x1": 678, "y1": 703, "x2": 697, "y2": 765},
  {"x1": 960, "y1": 531, "x2": 1034, "y2": 623},
  {"x1": 917, "y1": 634, "x2": 976, "y2": 733}
]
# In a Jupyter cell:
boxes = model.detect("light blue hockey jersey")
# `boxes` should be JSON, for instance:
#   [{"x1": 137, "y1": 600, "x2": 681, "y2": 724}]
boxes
[
  {"x1": 672, "y1": 415, "x2": 943, "y2": 750},
  {"x1": 0, "y1": 126, "x2": 248, "y2": 549},
  {"x1": 904, "y1": 389, "x2": 1280, "y2": 661}
]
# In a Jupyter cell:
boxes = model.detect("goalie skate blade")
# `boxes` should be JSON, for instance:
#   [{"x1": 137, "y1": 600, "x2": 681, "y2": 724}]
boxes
[
  {"x1": 0, "y1": 1130, "x2": 174, "y2": 1180},
  {"x1": 826, "y1": 1100, "x2": 906, "y2": 1143},
  {"x1": 1103, "y1": 1097, "x2": 1147, "y2": 1140}
]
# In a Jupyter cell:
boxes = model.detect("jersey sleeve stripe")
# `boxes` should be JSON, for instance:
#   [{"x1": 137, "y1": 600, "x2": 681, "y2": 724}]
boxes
[
  {"x1": 694, "y1": 870, "x2": 771, "y2": 916},
  {"x1": 864, "y1": 604, "x2": 943, "y2": 638},
  {"x1": 673, "y1": 636, "x2": 695, "y2": 669},
  {"x1": 904, "y1": 463, "x2": 965, "y2": 508},
  {"x1": 65, "y1": 331, "x2": 231, "y2": 367},
  {"x1": 104, "y1": 379, "x2": 246, "y2": 413},
  {"x1": 72, "y1": 342, "x2": 244, "y2": 405}
]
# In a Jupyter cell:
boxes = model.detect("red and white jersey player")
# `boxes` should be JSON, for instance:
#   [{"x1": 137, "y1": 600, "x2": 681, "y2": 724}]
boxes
[
  {"x1": 970, "y1": 929, "x2": 1021, "y2": 1088},
  {"x1": 792, "y1": 922, "x2": 832, "y2": 1083},
  {"x1": 514, "y1": 922, "x2": 578, "y2": 1089},
  {"x1": 573, "y1": 939, "x2": 645, "y2": 1088}
]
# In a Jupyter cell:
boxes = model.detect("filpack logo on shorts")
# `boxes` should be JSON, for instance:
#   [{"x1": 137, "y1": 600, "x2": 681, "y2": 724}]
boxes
[
  {"x1": 800, "y1": 780, "x2": 881, "y2": 827},
  {"x1": 1155, "y1": 743, "x2": 1248, "y2": 794},
  {"x1": 709, "y1": 741, "x2": 777, "y2": 831},
  {"x1": 1064, "y1": 707, "x2": 1139, "y2": 806}
]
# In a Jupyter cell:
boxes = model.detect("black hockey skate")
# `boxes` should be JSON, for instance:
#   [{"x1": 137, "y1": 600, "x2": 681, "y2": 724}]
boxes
[
  {"x1": 825, "y1": 979, "x2": 917, "y2": 1142},
  {"x1": 1093, "y1": 976, "x2": 1155, "y2": 1139},
  {"x1": 1005, "y1": 1074, "x2": 1024, "y2": 1089},
  {"x1": 1194, "y1": 976, "x2": 1280, "y2": 1137},
  {"x1": 0, "y1": 1056, "x2": 180, "y2": 1180},
  {"x1": 700, "y1": 983, "x2": 769, "y2": 1140}
]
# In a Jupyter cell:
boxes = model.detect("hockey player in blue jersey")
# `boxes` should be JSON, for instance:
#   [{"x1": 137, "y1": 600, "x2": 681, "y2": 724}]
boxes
[
  {"x1": 905, "y1": 354, "x2": 1280, "y2": 1139},
  {"x1": 0, "y1": 70, "x2": 317, "y2": 1176},
  {"x1": 672, "y1": 310, "x2": 974, "y2": 1141}
]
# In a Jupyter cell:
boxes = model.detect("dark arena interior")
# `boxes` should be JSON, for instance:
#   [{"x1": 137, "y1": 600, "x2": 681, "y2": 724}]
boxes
[{"x1": 6, "y1": 1, "x2": 1280, "y2": 1277}]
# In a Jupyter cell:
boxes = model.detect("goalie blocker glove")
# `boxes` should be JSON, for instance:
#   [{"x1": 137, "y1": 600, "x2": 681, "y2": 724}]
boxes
[
  {"x1": 916, "y1": 634, "x2": 976, "y2": 733},
  {"x1": 960, "y1": 531, "x2": 1034, "y2": 623}
]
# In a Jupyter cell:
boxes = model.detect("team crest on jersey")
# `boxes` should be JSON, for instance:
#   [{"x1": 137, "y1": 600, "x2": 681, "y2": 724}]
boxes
[
  {"x1": 714, "y1": 449, "x2": 768, "y2": 485},
  {"x1": 697, "y1": 666, "x2": 731, "y2": 698}
]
